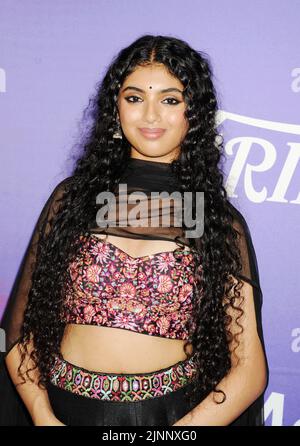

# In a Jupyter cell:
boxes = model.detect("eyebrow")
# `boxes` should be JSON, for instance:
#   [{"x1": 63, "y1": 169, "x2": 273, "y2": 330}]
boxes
[{"x1": 121, "y1": 86, "x2": 183, "y2": 94}]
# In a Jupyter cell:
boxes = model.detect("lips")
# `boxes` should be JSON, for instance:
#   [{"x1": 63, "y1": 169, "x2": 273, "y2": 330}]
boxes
[
  {"x1": 139, "y1": 128, "x2": 166, "y2": 139},
  {"x1": 139, "y1": 128, "x2": 165, "y2": 133}
]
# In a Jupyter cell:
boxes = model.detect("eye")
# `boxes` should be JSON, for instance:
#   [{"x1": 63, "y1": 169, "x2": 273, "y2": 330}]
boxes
[
  {"x1": 124, "y1": 96, "x2": 181, "y2": 105},
  {"x1": 162, "y1": 98, "x2": 181, "y2": 105},
  {"x1": 125, "y1": 95, "x2": 142, "y2": 103}
]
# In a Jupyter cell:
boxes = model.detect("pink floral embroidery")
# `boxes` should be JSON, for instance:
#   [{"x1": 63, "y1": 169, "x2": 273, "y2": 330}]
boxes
[
  {"x1": 155, "y1": 253, "x2": 176, "y2": 273},
  {"x1": 61, "y1": 235, "x2": 201, "y2": 340},
  {"x1": 112, "y1": 271, "x2": 122, "y2": 281},
  {"x1": 83, "y1": 305, "x2": 96, "y2": 323},
  {"x1": 104, "y1": 284, "x2": 114, "y2": 294},
  {"x1": 144, "y1": 321, "x2": 156, "y2": 335},
  {"x1": 178, "y1": 283, "x2": 193, "y2": 303},
  {"x1": 126, "y1": 300, "x2": 147, "y2": 317},
  {"x1": 111, "y1": 314, "x2": 140, "y2": 331},
  {"x1": 90, "y1": 242, "x2": 110, "y2": 264},
  {"x1": 107, "y1": 298, "x2": 126, "y2": 312},
  {"x1": 157, "y1": 275, "x2": 173, "y2": 293},
  {"x1": 157, "y1": 316, "x2": 171, "y2": 336},
  {"x1": 164, "y1": 302, "x2": 181, "y2": 313},
  {"x1": 123, "y1": 261, "x2": 138, "y2": 280},
  {"x1": 93, "y1": 313, "x2": 106, "y2": 325},
  {"x1": 85, "y1": 264, "x2": 102, "y2": 283},
  {"x1": 69, "y1": 261, "x2": 79, "y2": 282},
  {"x1": 119, "y1": 282, "x2": 136, "y2": 299},
  {"x1": 137, "y1": 271, "x2": 147, "y2": 282}
]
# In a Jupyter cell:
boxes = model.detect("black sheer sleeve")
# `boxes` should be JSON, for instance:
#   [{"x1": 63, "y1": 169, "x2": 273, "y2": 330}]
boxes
[
  {"x1": 227, "y1": 202, "x2": 269, "y2": 426},
  {"x1": 0, "y1": 177, "x2": 71, "y2": 426},
  {"x1": 1, "y1": 177, "x2": 72, "y2": 359}
]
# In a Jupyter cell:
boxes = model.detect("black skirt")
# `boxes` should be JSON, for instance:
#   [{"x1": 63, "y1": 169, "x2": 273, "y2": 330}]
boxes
[
  {"x1": 0, "y1": 351, "x2": 265, "y2": 426},
  {"x1": 46, "y1": 352, "x2": 201, "y2": 426},
  {"x1": 47, "y1": 379, "x2": 199, "y2": 426}
]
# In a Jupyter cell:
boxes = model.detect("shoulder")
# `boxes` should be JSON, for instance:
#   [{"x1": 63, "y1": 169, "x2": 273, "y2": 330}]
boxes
[
  {"x1": 227, "y1": 200, "x2": 246, "y2": 225},
  {"x1": 227, "y1": 201, "x2": 251, "y2": 239},
  {"x1": 45, "y1": 176, "x2": 74, "y2": 207},
  {"x1": 39, "y1": 176, "x2": 74, "y2": 223},
  {"x1": 50, "y1": 176, "x2": 73, "y2": 197}
]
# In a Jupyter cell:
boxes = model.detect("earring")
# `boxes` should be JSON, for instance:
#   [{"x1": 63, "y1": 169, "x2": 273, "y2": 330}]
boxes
[{"x1": 113, "y1": 118, "x2": 122, "y2": 139}]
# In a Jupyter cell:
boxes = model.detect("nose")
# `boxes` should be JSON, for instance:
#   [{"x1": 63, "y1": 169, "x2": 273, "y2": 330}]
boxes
[{"x1": 143, "y1": 101, "x2": 161, "y2": 123}]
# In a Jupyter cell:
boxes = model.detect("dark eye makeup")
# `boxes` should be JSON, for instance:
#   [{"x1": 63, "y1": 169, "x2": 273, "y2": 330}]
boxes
[{"x1": 124, "y1": 95, "x2": 181, "y2": 105}]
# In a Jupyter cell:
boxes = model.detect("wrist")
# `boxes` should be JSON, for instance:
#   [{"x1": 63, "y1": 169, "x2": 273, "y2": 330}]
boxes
[
  {"x1": 33, "y1": 411, "x2": 58, "y2": 426},
  {"x1": 31, "y1": 396, "x2": 56, "y2": 425}
]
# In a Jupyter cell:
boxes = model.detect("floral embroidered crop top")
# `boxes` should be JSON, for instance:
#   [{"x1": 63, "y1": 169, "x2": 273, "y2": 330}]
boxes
[{"x1": 60, "y1": 234, "x2": 198, "y2": 340}]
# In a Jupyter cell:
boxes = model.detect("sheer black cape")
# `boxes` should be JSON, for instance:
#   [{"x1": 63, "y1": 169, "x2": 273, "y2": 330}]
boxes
[{"x1": 0, "y1": 158, "x2": 269, "y2": 425}]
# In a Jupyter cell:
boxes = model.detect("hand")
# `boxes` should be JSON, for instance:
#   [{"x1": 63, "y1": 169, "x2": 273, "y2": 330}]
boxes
[
  {"x1": 171, "y1": 411, "x2": 194, "y2": 426},
  {"x1": 34, "y1": 413, "x2": 67, "y2": 426}
]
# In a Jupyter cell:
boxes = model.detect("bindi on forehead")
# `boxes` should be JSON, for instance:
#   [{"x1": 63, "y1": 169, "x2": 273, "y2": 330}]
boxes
[{"x1": 121, "y1": 85, "x2": 183, "y2": 94}]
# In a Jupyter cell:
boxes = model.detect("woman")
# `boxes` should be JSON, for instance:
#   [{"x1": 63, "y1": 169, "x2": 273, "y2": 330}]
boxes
[{"x1": 0, "y1": 34, "x2": 268, "y2": 426}]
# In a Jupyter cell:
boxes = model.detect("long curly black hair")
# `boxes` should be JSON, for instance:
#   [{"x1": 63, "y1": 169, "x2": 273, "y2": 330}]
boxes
[{"x1": 16, "y1": 34, "x2": 246, "y2": 409}]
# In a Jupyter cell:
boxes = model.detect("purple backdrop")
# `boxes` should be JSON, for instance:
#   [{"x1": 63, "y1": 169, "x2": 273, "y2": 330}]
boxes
[{"x1": 0, "y1": 0, "x2": 299, "y2": 426}]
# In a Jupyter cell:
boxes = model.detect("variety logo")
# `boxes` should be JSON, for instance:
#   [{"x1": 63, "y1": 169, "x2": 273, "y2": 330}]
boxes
[
  {"x1": 217, "y1": 110, "x2": 300, "y2": 204},
  {"x1": 265, "y1": 391, "x2": 300, "y2": 426}
]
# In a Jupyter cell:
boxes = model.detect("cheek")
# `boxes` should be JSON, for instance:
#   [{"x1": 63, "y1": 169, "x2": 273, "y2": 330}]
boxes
[
  {"x1": 119, "y1": 105, "x2": 141, "y2": 124},
  {"x1": 167, "y1": 110, "x2": 188, "y2": 132}
]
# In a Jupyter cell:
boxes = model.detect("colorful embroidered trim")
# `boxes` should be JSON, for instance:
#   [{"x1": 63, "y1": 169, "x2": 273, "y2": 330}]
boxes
[{"x1": 48, "y1": 354, "x2": 198, "y2": 402}]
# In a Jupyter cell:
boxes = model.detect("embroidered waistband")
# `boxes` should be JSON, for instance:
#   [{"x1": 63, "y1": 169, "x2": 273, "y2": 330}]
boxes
[{"x1": 48, "y1": 353, "x2": 198, "y2": 402}]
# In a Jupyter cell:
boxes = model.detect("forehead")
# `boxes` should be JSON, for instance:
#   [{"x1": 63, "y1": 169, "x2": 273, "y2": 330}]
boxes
[{"x1": 122, "y1": 64, "x2": 183, "y2": 90}]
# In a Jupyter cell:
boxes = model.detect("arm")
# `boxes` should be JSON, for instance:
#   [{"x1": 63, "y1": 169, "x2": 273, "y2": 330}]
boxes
[
  {"x1": 5, "y1": 340, "x2": 65, "y2": 426},
  {"x1": 173, "y1": 279, "x2": 267, "y2": 426},
  {"x1": 173, "y1": 206, "x2": 268, "y2": 426},
  {"x1": 1, "y1": 177, "x2": 71, "y2": 425}
]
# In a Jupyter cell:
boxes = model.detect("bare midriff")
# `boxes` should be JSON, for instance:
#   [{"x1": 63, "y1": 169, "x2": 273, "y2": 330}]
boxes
[{"x1": 59, "y1": 234, "x2": 194, "y2": 374}]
